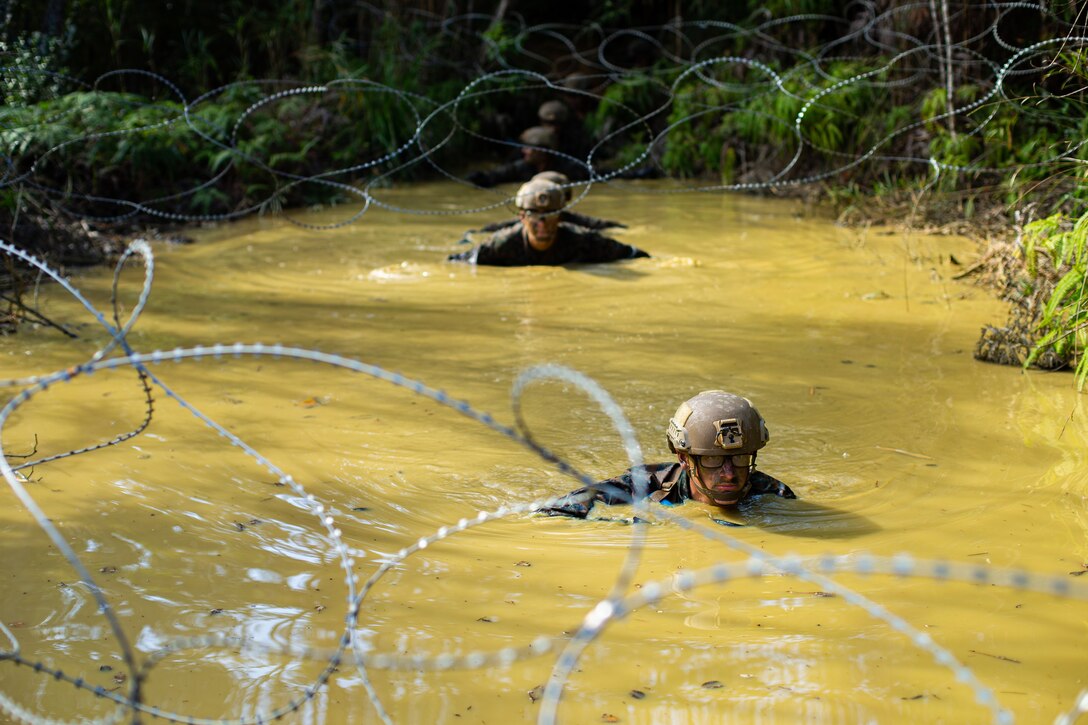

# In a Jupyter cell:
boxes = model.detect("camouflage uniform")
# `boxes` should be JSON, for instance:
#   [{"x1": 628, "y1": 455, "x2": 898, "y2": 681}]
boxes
[
  {"x1": 538, "y1": 462, "x2": 795, "y2": 519},
  {"x1": 539, "y1": 99, "x2": 593, "y2": 160},
  {"x1": 448, "y1": 221, "x2": 649, "y2": 266}
]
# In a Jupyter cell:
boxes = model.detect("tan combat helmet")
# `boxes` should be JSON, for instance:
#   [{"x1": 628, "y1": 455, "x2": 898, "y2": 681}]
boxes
[
  {"x1": 515, "y1": 179, "x2": 564, "y2": 212},
  {"x1": 531, "y1": 171, "x2": 572, "y2": 202},
  {"x1": 519, "y1": 125, "x2": 559, "y2": 149},
  {"x1": 666, "y1": 390, "x2": 769, "y2": 456},
  {"x1": 538, "y1": 99, "x2": 571, "y2": 124}
]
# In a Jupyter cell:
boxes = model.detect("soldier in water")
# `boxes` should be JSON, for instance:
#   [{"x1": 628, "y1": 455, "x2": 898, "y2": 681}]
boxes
[
  {"x1": 448, "y1": 178, "x2": 648, "y2": 266},
  {"x1": 539, "y1": 390, "x2": 796, "y2": 518},
  {"x1": 473, "y1": 171, "x2": 625, "y2": 233},
  {"x1": 537, "y1": 99, "x2": 592, "y2": 161},
  {"x1": 465, "y1": 126, "x2": 587, "y2": 188}
]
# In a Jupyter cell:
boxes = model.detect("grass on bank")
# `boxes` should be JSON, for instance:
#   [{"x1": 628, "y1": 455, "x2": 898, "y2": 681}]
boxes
[{"x1": 1024, "y1": 212, "x2": 1088, "y2": 389}]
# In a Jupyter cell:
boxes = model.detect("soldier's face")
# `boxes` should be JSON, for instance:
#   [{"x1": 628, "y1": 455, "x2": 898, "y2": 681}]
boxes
[
  {"x1": 682, "y1": 452, "x2": 750, "y2": 506},
  {"x1": 520, "y1": 210, "x2": 560, "y2": 250}
]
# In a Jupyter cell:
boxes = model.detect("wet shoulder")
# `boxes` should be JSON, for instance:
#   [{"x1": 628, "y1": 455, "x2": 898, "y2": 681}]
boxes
[
  {"x1": 488, "y1": 223, "x2": 525, "y2": 247},
  {"x1": 749, "y1": 470, "x2": 797, "y2": 499}
]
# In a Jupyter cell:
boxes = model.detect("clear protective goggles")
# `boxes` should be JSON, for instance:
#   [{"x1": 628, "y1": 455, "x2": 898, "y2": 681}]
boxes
[{"x1": 694, "y1": 453, "x2": 752, "y2": 470}]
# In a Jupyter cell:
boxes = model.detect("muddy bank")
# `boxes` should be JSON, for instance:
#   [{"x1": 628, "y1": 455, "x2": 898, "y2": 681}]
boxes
[
  {"x1": 0, "y1": 209, "x2": 191, "y2": 333},
  {"x1": 832, "y1": 190, "x2": 1073, "y2": 373}
]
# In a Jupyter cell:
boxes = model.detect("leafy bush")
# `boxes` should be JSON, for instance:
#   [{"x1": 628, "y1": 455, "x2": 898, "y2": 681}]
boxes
[
  {"x1": 0, "y1": 30, "x2": 72, "y2": 105},
  {"x1": 1024, "y1": 212, "x2": 1088, "y2": 389},
  {"x1": 655, "y1": 58, "x2": 888, "y2": 181}
]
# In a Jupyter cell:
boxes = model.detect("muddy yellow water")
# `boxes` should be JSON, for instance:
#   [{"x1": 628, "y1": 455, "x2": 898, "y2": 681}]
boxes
[{"x1": 1, "y1": 181, "x2": 1086, "y2": 724}]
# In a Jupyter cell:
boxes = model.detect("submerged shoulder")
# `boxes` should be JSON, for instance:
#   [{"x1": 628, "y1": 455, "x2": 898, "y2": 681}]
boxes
[
  {"x1": 488, "y1": 223, "x2": 525, "y2": 247},
  {"x1": 617, "y1": 461, "x2": 682, "y2": 488},
  {"x1": 749, "y1": 470, "x2": 797, "y2": 499}
]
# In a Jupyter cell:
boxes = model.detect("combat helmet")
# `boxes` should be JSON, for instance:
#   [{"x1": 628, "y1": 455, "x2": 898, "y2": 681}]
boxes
[
  {"x1": 519, "y1": 125, "x2": 559, "y2": 149},
  {"x1": 538, "y1": 100, "x2": 570, "y2": 124},
  {"x1": 531, "y1": 171, "x2": 572, "y2": 202},
  {"x1": 666, "y1": 390, "x2": 769, "y2": 456},
  {"x1": 515, "y1": 179, "x2": 564, "y2": 212}
]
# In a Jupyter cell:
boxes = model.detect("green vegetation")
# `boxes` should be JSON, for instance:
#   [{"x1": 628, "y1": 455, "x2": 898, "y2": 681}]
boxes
[
  {"x1": 7, "y1": 2, "x2": 1083, "y2": 215},
  {"x1": 659, "y1": 58, "x2": 890, "y2": 182},
  {"x1": 1006, "y1": 48, "x2": 1088, "y2": 387},
  {"x1": 1023, "y1": 212, "x2": 1088, "y2": 389},
  {"x1": 0, "y1": 7, "x2": 481, "y2": 219},
  {"x1": 0, "y1": 87, "x2": 428, "y2": 217}
]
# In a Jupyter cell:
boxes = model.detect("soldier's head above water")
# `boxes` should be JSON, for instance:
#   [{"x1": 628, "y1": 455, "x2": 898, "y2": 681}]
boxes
[
  {"x1": 518, "y1": 125, "x2": 559, "y2": 171},
  {"x1": 666, "y1": 390, "x2": 770, "y2": 507},
  {"x1": 537, "y1": 99, "x2": 571, "y2": 125},
  {"x1": 515, "y1": 179, "x2": 564, "y2": 251},
  {"x1": 448, "y1": 175, "x2": 649, "y2": 266},
  {"x1": 536, "y1": 389, "x2": 791, "y2": 519}
]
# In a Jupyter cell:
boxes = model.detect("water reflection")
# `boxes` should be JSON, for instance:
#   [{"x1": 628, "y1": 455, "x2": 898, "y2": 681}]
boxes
[{"x1": 732, "y1": 497, "x2": 882, "y2": 538}]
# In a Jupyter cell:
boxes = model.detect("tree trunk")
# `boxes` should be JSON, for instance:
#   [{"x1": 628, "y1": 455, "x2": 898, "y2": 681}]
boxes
[
  {"x1": 43, "y1": 0, "x2": 65, "y2": 36},
  {"x1": 310, "y1": 0, "x2": 327, "y2": 47}
]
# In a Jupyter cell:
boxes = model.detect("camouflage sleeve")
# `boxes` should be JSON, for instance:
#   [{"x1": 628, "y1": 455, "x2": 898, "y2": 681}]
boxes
[
  {"x1": 474, "y1": 227, "x2": 526, "y2": 266},
  {"x1": 536, "y1": 487, "x2": 595, "y2": 518},
  {"x1": 579, "y1": 231, "x2": 650, "y2": 263},
  {"x1": 748, "y1": 470, "x2": 797, "y2": 499},
  {"x1": 536, "y1": 475, "x2": 638, "y2": 518},
  {"x1": 448, "y1": 227, "x2": 523, "y2": 266},
  {"x1": 447, "y1": 246, "x2": 480, "y2": 263},
  {"x1": 536, "y1": 465, "x2": 669, "y2": 518}
]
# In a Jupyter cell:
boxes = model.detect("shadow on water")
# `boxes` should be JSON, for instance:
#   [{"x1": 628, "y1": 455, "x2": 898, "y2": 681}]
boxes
[
  {"x1": 568, "y1": 267, "x2": 650, "y2": 281},
  {"x1": 592, "y1": 497, "x2": 880, "y2": 540},
  {"x1": 728, "y1": 496, "x2": 882, "y2": 539}
]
